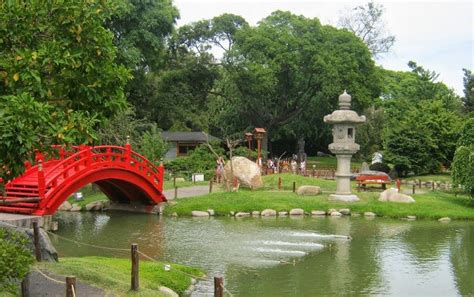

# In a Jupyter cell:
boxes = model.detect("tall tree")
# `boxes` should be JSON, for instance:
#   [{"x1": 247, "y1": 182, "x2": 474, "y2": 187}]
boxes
[
  {"x1": 214, "y1": 11, "x2": 380, "y2": 155},
  {"x1": 107, "y1": 0, "x2": 179, "y2": 119},
  {"x1": 461, "y1": 68, "x2": 474, "y2": 113},
  {"x1": 338, "y1": 1, "x2": 395, "y2": 58},
  {"x1": 0, "y1": 1, "x2": 129, "y2": 181}
]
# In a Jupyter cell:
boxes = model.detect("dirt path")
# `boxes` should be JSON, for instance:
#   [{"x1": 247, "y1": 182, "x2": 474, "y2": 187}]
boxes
[
  {"x1": 163, "y1": 185, "x2": 212, "y2": 200},
  {"x1": 26, "y1": 269, "x2": 114, "y2": 297}
]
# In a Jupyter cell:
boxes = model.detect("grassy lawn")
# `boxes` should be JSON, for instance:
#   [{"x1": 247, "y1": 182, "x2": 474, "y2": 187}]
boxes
[
  {"x1": 402, "y1": 173, "x2": 452, "y2": 183},
  {"x1": 39, "y1": 257, "x2": 204, "y2": 297},
  {"x1": 164, "y1": 174, "x2": 474, "y2": 220},
  {"x1": 306, "y1": 156, "x2": 363, "y2": 170}
]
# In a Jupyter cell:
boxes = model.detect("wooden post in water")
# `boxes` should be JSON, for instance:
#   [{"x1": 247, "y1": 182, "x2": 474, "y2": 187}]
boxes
[
  {"x1": 278, "y1": 177, "x2": 282, "y2": 190},
  {"x1": 214, "y1": 276, "x2": 223, "y2": 297},
  {"x1": 66, "y1": 276, "x2": 76, "y2": 297},
  {"x1": 131, "y1": 244, "x2": 139, "y2": 291},
  {"x1": 174, "y1": 187, "x2": 178, "y2": 199},
  {"x1": 32, "y1": 222, "x2": 41, "y2": 262},
  {"x1": 292, "y1": 181, "x2": 296, "y2": 193},
  {"x1": 21, "y1": 273, "x2": 30, "y2": 297}
]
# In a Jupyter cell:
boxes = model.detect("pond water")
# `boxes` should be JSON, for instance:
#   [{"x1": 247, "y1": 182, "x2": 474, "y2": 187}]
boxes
[{"x1": 52, "y1": 212, "x2": 474, "y2": 296}]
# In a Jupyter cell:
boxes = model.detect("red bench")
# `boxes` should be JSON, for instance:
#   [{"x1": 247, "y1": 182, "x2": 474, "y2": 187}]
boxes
[{"x1": 356, "y1": 175, "x2": 391, "y2": 191}]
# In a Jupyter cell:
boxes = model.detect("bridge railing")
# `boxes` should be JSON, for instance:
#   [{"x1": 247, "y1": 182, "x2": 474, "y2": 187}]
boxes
[{"x1": 37, "y1": 145, "x2": 163, "y2": 199}]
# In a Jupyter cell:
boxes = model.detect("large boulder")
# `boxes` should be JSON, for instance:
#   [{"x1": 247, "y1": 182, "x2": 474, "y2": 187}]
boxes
[
  {"x1": 379, "y1": 188, "x2": 415, "y2": 203},
  {"x1": 296, "y1": 186, "x2": 321, "y2": 196},
  {"x1": 224, "y1": 157, "x2": 263, "y2": 189},
  {"x1": 0, "y1": 222, "x2": 58, "y2": 262}
]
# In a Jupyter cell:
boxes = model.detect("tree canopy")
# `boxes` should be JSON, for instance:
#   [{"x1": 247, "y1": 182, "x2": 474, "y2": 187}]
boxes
[{"x1": 0, "y1": 1, "x2": 129, "y2": 181}]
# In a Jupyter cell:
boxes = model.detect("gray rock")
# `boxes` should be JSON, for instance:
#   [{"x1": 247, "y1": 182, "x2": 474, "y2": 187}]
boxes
[
  {"x1": 58, "y1": 201, "x2": 72, "y2": 211},
  {"x1": 339, "y1": 208, "x2": 351, "y2": 215},
  {"x1": 379, "y1": 188, "x2": 415, "y2": 203},
  {"x1": 251, "y1": 211, "x2": 260, "y2": 216},
  {"x1": 438, "y1": 217, "x2": 451, "y2": 223},
  {"x1": 230, "y1": 211, "x2": 235, "y2": 216},
  {"x1": 296, "y1": 186, "x2": 321, "y2": 196},
  {"x1": 407, "y1": 215, "x2": 417, "y2": 220},
  {"x1": 327, "y1": 208, "x2": 338, "y2": 215},
  {"x1": 235, "y1": 212, "x2": 251, "y2": 217},
  {"x1": 364, "y1": 212, "x2": 376, "y2": 217},
  {"x1": 207, "y1": 209, "x2": 215, "y2": 216},
  {"x1": 311, "y1": 210, "x2": 326, "y2": 216},
  {"x1": 351, "y1": 213, "x2": 361, "y2": 217},
  {"x1": 0, "y1": 222, "x2": 58, "y2": 262},
  {"x1": 85, "y1": 201, "x2": 103, "y2": 211},
  {"x1": 158, "y1": 286, "x2": 179, "y2": 297},
  {"x1": 289, "y1": 208, "x2": 305, "y2": 215},
  {"x1": 261, "y1": 209, "x2": 277, "y2": 216},
  {"x1": 330, "y1": 211, "x2": 342, "y2": 216},
  {"x1": 278, "y1": 211, "x2": 288, "y2": 216},
  {"x1": 191, "y1": 211, "x2": 209, "y2": 217},
  {"x1": 171, "y1": 212, "x2": 178, "y2": 217},
  {"x1": 70, "y1": 204, "x2": 82, "y2": 212}
]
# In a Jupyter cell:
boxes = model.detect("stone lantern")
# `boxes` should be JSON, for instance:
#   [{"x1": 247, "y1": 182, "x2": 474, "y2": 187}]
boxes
[{"x1": 324, "y1": 91, "x2": 366, "y2": 202}]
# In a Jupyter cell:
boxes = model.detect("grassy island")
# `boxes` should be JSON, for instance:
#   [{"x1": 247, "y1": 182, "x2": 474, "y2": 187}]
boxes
[
  {"x1": 39, "y1": 256, "x2": 204, "y2": 296},
  {"x1": 164, "y1": 174, "x2": 474, "y2": 220}
]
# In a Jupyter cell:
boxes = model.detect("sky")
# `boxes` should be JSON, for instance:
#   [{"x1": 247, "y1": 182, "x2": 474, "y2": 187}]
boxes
[{"x1": 174, "y1": 0, "x2": 473, "y2": 96}]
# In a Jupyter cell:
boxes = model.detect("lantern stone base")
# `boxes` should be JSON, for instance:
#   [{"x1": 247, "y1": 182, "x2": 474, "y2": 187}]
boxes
[{"x1": 329, "y1": 194, "x2": 360, "y2": 202}]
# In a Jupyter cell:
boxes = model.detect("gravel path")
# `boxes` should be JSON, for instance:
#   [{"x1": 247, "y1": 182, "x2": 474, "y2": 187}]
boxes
[
  {"x1": 26, "y1": 269, "x2": 114, "y2": 297},
  {"x1": 163, "y1": 185, "x2": 211, "y2": 200}
]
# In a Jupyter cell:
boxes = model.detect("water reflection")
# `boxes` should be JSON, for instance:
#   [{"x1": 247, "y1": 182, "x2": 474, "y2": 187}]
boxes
[{"x1": 52, "y1": 212, "x2": 474, "y2": 296}]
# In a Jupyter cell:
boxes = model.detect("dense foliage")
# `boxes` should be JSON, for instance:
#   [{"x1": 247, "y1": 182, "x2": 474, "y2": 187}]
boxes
[
  {"x1": 0, "y1": 227, "x2": 34, "y2": 294},
  {"x1": 165, "y1": 143, "x2": 224, "y2": 179},
  {"x1": 0, "y1": 1, "x2": 128, "y2": 181},
  {"x1": 451, "y1": 119, "x2": 474, "y2": 197},
  {"x1": 379, "y1": 64, "x2": 463, "y2": 176}
]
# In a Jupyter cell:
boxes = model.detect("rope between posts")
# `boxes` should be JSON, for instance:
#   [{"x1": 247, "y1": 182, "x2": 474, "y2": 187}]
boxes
[
  {"x1": 46, "y1": 230, "x2": 129, "y2": 252},
  {"x1": 34, "y1": 267, "x2": 66, "y2": 284},
  {"x1": 223, "y1": 285, "x2": 234, "y2": 297},
  {"x1": 137, "y1": 251, "x2": 207, "y2": 281}
]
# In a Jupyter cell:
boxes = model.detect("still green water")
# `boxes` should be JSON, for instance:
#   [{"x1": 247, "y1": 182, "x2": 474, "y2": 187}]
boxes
[{"x1": 52, "y1": 212, "x2": 474, "y2": 296}]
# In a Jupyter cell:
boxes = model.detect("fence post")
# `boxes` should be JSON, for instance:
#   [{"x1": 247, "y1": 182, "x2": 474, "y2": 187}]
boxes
[
  {"x1": 209, "y1": 179, "x2": 213, "y2": 193},
  {"x1": 412, "y1": 184, "x2": 416, "y2": 194},
  {"x1": 278, "y1": 177, "x2": 282, "y2": 190},
  {"x1": 292, "y1": 181, "x2": 296, "y2": 193},
  {"x1": 173, "y1": 177, "x2": 176, "y2": 188},
  {"x1": 131, "y1": 243, "x2": 139, "y2": 291},
  {"x1": 418, "y1": 180, "x2": 422, "y2": 189},
  {"x1": 21, "y1": 273, "x2": 30, "y2": 297},
  {"x1": 174, "y1": 187, "x2": 178, "y2": 199},
  {"x1": 214, "y1": 276, "x2": 223, "y2": 297},
  {"x1": 431, "y1": 181, "x2": 435, "y2": 191},
  {"x1": 66, "y1": 276, "x2": 76, "y2": 297},
  {"x1": 33, "y1": 222, "x2": 41, "y2": 262}
]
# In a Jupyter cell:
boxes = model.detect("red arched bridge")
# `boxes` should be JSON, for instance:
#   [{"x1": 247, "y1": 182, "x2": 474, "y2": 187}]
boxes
[{"x1": 0, "y1": 144, "x2": 166, "y2": 215}]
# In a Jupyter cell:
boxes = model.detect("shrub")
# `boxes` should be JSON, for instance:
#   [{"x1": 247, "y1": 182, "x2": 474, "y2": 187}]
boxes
[
  {"x1": 369, "y1": 162, "x2": 391, "y2": 174},
  {"x1": 165, "y1": 143, "x2": 224, "y2": 179},
  {"x1": 0, "y1": 227, "x2": 34, "y2": 294},
  {"x1": 451, "y1": 120, "x2": 474, "y2": 197}
]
